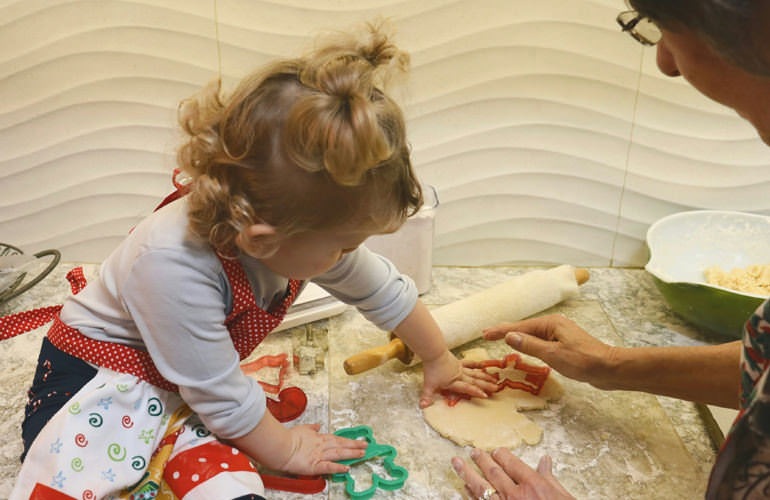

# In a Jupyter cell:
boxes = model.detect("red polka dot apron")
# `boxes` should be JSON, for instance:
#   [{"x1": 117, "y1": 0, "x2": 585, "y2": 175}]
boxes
[{"x1": 10, "y1": 256, "x2": 302, "y2": 500}]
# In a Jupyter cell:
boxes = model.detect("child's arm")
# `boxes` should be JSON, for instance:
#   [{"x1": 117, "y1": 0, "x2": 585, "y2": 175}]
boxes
[
  {"x1": 393, "y1": 299, "x2": 498, "y2": 408},
  {"x1": 228, "y1": 411, "x2": 368, "y2": 475}
]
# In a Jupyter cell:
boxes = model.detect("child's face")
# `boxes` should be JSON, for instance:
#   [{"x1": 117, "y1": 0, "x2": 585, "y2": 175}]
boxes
[{"x1": 254, "y1": 226, "x2": 389, "y2": 280}]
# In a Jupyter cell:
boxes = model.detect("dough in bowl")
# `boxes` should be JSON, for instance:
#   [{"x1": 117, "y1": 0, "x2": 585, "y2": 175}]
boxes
[{"x1": 704, "y1": 264, "x2": 770, "y2": 295}]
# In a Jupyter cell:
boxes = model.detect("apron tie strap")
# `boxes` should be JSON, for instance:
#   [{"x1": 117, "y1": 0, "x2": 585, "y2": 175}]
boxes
[
  {"x1": 0, "y1": 305, "x2": 63, "y2": 341},
  {"x1": 0, "y1": 267, "x2": 88, "y2": 341}
]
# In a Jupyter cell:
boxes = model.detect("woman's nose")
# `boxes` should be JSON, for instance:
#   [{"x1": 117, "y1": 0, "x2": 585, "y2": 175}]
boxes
[{"x1": 656, "y1": 40, "x2": 681, "y2": 77}]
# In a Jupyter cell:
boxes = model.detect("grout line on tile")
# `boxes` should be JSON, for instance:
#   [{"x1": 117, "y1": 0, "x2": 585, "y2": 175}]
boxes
[
  {"x1": 213, "y1": 0, "x2": 223, "y2": 79},
  {"x1": 609, "y1": 47, "x2": 646, "y2": 267}
]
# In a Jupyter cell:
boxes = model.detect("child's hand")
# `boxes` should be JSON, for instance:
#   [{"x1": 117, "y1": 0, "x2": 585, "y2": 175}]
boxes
[
  {"x1": 278, "y1": 423, "x2": 369, "y2": 475},
  {"x1": 231, "y1": 415, "x2": 368, "y2": 477},
  {"x1": 419, "y1": 351, "x2": 498, "y2": 408}
]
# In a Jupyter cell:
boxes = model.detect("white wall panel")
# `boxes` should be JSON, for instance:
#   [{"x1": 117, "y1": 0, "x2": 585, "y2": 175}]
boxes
[
  {"x1": 0, "y1": 0, "x2": 219, "y2": 262},
  {"x1": 2, "y1": 0, "x2": 768, "y2": 267},
  {"x1": 613, "y1": 46, "x2": 770, "y2": 266},
  {"x1": 404, "y1": 0, "x2": 638, "y2": 266}
]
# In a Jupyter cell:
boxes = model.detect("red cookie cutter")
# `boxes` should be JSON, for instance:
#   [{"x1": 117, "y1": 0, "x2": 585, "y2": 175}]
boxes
[
  {"x1": 241, "y1": 354, "x2": 325, "y2": 493},
  {"x1": 241, "y1": 353, "x2": 309, "y2": 423}
]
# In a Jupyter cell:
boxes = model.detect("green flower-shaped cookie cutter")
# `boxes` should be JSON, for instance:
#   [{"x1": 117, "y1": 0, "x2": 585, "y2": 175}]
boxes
[{"x1": 331, "y1": 425, "x2": 408, "y2": 499}]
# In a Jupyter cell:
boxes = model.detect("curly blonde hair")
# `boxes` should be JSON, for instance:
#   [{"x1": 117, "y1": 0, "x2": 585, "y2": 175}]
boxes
[{"x1": 176, "y1": 20, "x2": 422, "y2": 254}]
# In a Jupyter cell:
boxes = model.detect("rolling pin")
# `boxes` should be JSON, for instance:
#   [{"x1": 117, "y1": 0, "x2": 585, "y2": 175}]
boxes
[{"x1": 343, "y1": 265, "x2": 589, "y2": 375}]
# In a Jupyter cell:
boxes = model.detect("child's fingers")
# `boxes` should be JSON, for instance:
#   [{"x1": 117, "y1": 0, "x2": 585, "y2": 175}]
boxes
[
  {"x1": 317, "y1": 461, "x2": 354, "y2": 475},
  {"x1": 419, "y1": 391, "x2": 435, "y2": 408},
  {"x1": 421, "y1": 367, "x2": 497, "y2": 408},
  {"x1": 333, "y1": 435, "x2": 369, "y2": 451},
  {"x1": 301, "y1": 434, "x2": 369, "y2": 475},
  {"x1": 448, "y1": 380, "x2": 489, "y2": 399},
  {"x1": 448, "y1": 367, "x2": 498, "y2": 396},
  {"x1": 323, "y1": 442, "x2": 367, "y2": 462},
  {"x1": 317, "y1": 433, "x2": 368, "y2": 457},
  {"x1": 460, "y1": 358, "x2": 484, "y2": 369},
  {"x1": 463, "y1": 365, "x2": 498, "y2": 383},
  {"x1": 464, "y1": 367, "x2": 499, "y2": 391},
  {"x1": 420, "y1": 380, "x2": 488, "y2": 408}
]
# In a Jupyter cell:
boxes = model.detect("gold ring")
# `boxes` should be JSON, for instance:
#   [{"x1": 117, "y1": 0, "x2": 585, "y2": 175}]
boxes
[{"x1": 480, "y1": 487, "x2": 497, "y2": 500}]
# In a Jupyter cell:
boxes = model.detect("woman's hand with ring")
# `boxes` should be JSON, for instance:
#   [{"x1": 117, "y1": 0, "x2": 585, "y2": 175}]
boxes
[
  {"x1": 451, "y1": 448, "x2": 575, "y2": 500},
  {"x1": 480, "y1": 487, "x2": 498, "y2": 499}
]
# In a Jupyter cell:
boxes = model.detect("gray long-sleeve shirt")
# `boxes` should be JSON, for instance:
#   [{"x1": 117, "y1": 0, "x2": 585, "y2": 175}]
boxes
[{"x1": 59, "y1": 197, "x2": 417, "y2": 439}]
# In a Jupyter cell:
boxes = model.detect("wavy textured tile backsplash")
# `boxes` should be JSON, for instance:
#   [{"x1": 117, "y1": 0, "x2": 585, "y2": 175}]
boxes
[{"x1": 2, "y1": 0, "x2": 769, "y2": 266}]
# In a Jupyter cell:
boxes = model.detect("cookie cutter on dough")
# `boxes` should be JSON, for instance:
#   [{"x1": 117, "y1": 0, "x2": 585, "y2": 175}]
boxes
[
  {"x1": 331, "y1": 425, "x2": 408, "y2": 499},
  {"x1": 440, "y1": 352, "x2": 551, "y2": 407}
]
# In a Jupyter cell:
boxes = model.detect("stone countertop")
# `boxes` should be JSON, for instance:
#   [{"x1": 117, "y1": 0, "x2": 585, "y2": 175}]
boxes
[{"x1": 0, "y1": 265, "x2": 721, "y2": 499}]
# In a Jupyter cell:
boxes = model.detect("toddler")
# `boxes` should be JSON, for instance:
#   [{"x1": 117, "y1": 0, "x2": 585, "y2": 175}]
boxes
[{"x1": 11, "y1": 20, "x2": 493, "y2": 499}]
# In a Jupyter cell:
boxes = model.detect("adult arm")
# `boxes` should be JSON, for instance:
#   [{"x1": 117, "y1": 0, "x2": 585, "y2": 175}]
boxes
[{"x1": 484, "y1": 314, "x2": 741, "y2": 409}]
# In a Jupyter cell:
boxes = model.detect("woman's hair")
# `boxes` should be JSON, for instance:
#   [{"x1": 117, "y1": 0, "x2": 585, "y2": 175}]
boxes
[
  {"x1": 630, "y1": 0, "x2": 770, "y2": 76},
  {"x1": 177, "y1": 20, "x2": 422, "y2": 253}
]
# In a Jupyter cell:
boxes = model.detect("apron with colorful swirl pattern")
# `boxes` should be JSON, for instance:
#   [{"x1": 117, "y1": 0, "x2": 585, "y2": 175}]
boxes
[{"x1": 10, "y1": 256, "x2": 301, "y2": 500}]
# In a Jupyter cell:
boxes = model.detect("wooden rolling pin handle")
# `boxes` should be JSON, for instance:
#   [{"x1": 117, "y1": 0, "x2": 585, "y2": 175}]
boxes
[
  {"x1": 343, "y1": 337, "x2": 413, "y2": 375},
  {"x1": 342, "y1": 267, "x2": 590, "y2": 375}
]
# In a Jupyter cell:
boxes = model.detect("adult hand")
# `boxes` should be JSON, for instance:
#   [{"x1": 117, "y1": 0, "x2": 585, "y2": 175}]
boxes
[
  {"x1": 420, "y1": 350, "x2": 498, "y2": 408},
  {"x1": 452, "y1": 448, "x2": 575, "y2": 500},
  {"x1": 482, "y1": 314, "x2": 617, "y2": 390}
]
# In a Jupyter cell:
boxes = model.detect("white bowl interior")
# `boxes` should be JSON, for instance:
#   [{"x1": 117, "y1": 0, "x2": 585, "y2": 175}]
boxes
[{"x1": 645, "y1": 210, "x2": 770, "y2": 296}]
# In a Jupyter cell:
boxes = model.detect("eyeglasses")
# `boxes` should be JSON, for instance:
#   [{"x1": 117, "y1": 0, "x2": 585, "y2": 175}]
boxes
[{"x1": 617, "y1": 10, "x2": 662, "y2": 46}]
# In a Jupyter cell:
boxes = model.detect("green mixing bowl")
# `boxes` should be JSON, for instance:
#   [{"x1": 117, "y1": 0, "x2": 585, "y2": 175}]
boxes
[{"x1": 645, "y1": 210, "x2": 770, "y2": 339}]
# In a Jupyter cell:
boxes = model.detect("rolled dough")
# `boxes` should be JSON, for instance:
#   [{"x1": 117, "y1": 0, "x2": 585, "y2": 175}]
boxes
[
  {"x1": 423, "y1": 348, "x2": 562, "y2": 450},
  {"x1": 416, "y1": 266, "x2": 579, "y2": 365}
]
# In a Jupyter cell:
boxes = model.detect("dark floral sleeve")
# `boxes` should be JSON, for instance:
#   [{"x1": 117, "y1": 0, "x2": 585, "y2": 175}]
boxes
[{"x1": 706, "y1": 300, "x2": 770, "y2": 499}]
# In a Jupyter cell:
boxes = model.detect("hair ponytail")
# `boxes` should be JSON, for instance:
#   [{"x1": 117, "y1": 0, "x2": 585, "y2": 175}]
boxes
[
  {"x1": 286, "y1": 20, "x2": 411, "y2": 185},
  {"x1": 179, "y1": 19, "x2": 421, "y2": 251}
]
